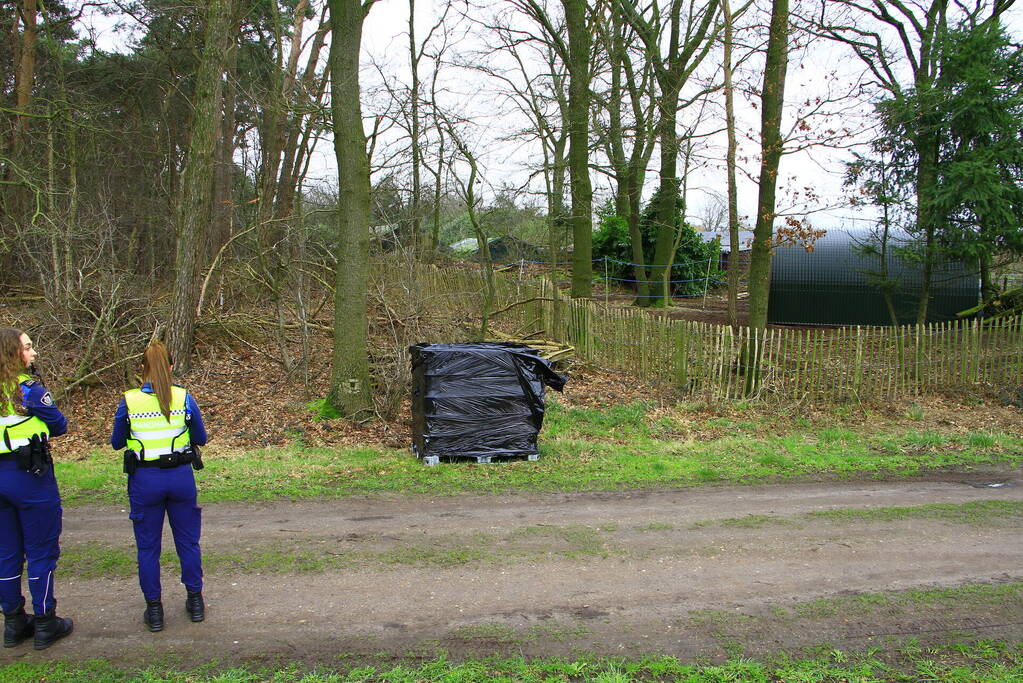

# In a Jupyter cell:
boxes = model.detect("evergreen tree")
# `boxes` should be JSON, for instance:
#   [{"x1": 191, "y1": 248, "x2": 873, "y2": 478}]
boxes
[
  {"x1": 592, "y1": 191, "x2": 723, "y2": 298},
  {"x1": 852, "y1": 16, "x2": 1023, "y2": 312}
]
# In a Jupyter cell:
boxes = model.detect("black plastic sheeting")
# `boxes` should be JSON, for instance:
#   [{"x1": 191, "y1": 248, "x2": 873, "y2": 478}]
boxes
[{"x1": 410, "y1": 342, "x2": 567, "y2": 460}]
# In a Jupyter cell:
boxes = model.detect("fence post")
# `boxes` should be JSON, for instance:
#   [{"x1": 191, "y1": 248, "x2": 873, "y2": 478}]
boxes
[
  {"x1": 701, "y1": 257, "x2": 712, "y2": 309},
  {"x1": 604, "y1": 258, "x2": 609, "y2": 305}
]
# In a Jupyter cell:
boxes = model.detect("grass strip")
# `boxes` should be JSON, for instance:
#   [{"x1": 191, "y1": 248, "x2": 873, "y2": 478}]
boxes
[
  {"x1": 703, "y1": 500, "x2": 1023, "y2": 529},
  {"x1": 59, "y1": 523, "x2": 616, "y2": 579},
  {"x1": 58, "y1": 499, "x2": 1022, "y2": 579},
  {"x1": 55, "y1": 402, "x2": 1023, "y2": 506},
  {"x1": 782, "y1": 583, "x2": 1023, "y2": 619},
  {"x1": 1, "y1": 640, "x2": 1021, "y2": 682}
]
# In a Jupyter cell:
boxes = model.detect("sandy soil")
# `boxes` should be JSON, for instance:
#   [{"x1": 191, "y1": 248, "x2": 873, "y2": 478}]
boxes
[{"x1": 2, "y1": 471, "x2": 1021, "y2": 669}]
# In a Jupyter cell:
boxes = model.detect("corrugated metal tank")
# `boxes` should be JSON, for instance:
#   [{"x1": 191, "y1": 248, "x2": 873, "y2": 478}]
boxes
[{"x1": 768, "y1": 229, "x2": 979, "y2": 326}]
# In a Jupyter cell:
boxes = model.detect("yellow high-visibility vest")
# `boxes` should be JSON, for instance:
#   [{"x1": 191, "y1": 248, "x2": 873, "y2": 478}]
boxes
[
  {"x1": 0, "y1": 374, "x2": 50, "y2": 454},
  {"x1": 124, "y1": 386, "x2": 189, "y2": 460}
]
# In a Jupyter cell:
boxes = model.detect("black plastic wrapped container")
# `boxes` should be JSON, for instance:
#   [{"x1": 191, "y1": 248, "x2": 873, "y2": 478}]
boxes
[{"x1": 410, "y1": 342, "x2": 567, "y2": 462}]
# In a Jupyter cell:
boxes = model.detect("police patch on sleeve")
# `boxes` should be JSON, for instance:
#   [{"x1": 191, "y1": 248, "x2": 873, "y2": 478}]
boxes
[{"x1": 40, "y1": 392, "x2": 54, "y2": 406}]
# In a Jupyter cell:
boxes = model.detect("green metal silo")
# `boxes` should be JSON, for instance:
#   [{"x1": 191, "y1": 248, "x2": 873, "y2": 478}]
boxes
[{"x1": 767, "y1": 229, "x2": 979, "y2": 326}]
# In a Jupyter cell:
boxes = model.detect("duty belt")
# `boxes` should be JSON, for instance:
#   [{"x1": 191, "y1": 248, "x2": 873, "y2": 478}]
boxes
[{"x1": 136, "y1": 451, "x2": 195, "y2": 468}]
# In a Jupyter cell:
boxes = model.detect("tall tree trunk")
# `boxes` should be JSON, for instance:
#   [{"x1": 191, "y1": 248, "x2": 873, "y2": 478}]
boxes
[
  {"x1": 745, "y1": 0, "x2": 789, "y2": 332},
  {"x1": 0, "y1": 0, "x2": 39, "y2": 272},
  {"x1": 544, "y1": 138, "x2": 568, "y2": 268},
  {"x1": 168, "y1": 0, "x2": 236, "y2": 371},
  {"x1": 12, "y1": 0, "x2": 38, "y2": 144},
  {"x1": 273, "y1": 0, "x2": 315, "y2": 223},
  {"x1": 625, "y1": 166, "x2": 647, "y2": 303},
  {"x1": 743, "y1": 0, "x2": 789, "y2": 393},
  {"x1": 979, "y1": 252, "x2": 994, "y2": 307},
  {"x1": 277, "y1": 26, "x2": 330, "y2": 220},
  {"x1": 428, "y1": 129, "x2": 445, "y2": 252},
  {"x1": 605, "y1": 7, "x2": 649, "y2": 305},
  {"x1": 722, "y1": 0, "x2": 740, "y2": 331},
  {"x1": 649, "y1": 88, "x2": 681, "y2": 307},
  {"x1": 326, "y1": 0, "x2": 374, "y2": 416},
  {"x1": 563, "y1": 0, "x2": 592, "y2": 298},
  {"x1": 914, "y1": 131, "x2": 940, "y2": 324},
  {"x1": 462, "y1": 152, "x2": 493, "y2": 340},
  {"x1": 210, "y1": 26, "x2": 239, "y2": 277}
]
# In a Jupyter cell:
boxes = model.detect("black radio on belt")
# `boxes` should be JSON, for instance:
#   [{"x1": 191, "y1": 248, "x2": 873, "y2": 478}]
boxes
[{"x1": 14, "y1": 434, "x2": 52, "y2": 476}]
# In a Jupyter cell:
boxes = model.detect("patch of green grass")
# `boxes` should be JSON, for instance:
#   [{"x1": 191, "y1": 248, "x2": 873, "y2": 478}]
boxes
[
  {"x1": 543, "y1": 400, "x2": 655, "y2": 440},
  {"x1": 636, "y1": 521, "x2": 674, "y2": 531},
  {"x1": 792, "y1": 583, "x2": 1023, "y2": 619},
  {"x1": 720, "y1": 513, "x2": 793, "y2": 529},
  {"x1": 903, "y1": 430, "x2": 947, "y2": 446},
  {"x1": 756, "y1": 452, "x2": 790, "y2": 468},
  {"x1": 808, "y1": 500, "x2": 1023, "y2": 525},
  {"x1": 967, "y1": 432, "x2": 998, "y2": 448},
  {"x1": 906, "y1": 403, "x2": 925, "y2": 420},
  {"x1": 54, "y1": 402, "x2": 1023, "y2": 506},
  {"x1": 376, "y1": 544, "x2": 488, "y2": 567},
  {"x1": 307, "y1": 397, "x2": 342, "y2": 420},
  {"x1": 524, "y1": 621, "x2": 592, "y2": 642},
  {"x1": 695, "y1": 467, "x2": 721, "y2": 482},
  {"x1": 505, "y1": 524, "x2": 606, "y2": 558},
  {"x1": 57, "y1": 523, "x2": 620, "y2": 577},
  {"x1": 818, "y1": 427, "x2": 857, "y2": 444},
  {"x1": 58, "y1": 545, "x2": 136, "y2": 579},
  {"x1": 685, "y1": 609, "x2": 754, "y2": 629},
  {"x1": 3, "y1": 640, "x2": 1022, "y2": 682}
]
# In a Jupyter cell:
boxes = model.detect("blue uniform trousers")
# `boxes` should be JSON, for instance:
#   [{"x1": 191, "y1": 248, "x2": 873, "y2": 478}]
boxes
[
  {"x1": 0, "y1": 461, "x2": 62, "y2": 615},
  {"x1": 127, "y1": 464, "x2": 203, "y2": 601}
]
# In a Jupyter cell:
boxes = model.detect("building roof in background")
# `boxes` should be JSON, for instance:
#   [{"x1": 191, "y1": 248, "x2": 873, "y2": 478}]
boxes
[
  {"x1": 699, "y1": 230, "x2": 756, "y2": 250},
  {"x1": 449, "y1": 237, "x2": 486, "y2": 253}
]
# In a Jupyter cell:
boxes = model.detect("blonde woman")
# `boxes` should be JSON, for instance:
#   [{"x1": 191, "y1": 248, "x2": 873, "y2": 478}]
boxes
[
  {"x1": 110, "y1": 341, "x2": 207, "y2": 632},
  {"x1": 0, "y1": 327, "x2": 73, "y2": 649}
]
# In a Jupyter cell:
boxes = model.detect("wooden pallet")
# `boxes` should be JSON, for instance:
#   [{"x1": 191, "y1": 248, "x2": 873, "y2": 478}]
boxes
[{"x1": 412, "y1": 445, "x2": 539, "y2": 466}]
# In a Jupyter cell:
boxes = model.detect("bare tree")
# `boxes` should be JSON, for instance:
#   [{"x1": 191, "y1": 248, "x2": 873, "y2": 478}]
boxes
[
  {"x1": 721, "y1": 0, "x2": 742, "y2": 330},
  {"x1": 508, "y1": 0, "x2": 594, "y2": 297},
  {"x1": 468, "y1": 6, "x2": 571, "y2": 268},
  {"x1": 616, "y1": 0, "x2": 723, "y2": 306},
  {"x1": 743, "y1": 0, "x2": 790, "y2": 393},
  {"x1": 592, "y1": 0, "x2": 658, "y2": 305},
  {"x1": 443, "y1": 119, "x2": 496, "y2": 339}
]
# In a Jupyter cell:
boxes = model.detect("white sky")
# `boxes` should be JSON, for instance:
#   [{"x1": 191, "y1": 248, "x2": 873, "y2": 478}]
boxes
[{"x1": 74, "y1": 0, "x2": 1023, "y2": 233}]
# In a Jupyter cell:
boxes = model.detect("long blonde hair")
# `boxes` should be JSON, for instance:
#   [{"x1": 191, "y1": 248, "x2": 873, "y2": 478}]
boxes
[
  {"x1": 0, "y1": 327, "x2": 28, "y2": 415},
  {"x1": 142, "y1": 340, "x2": 174, "y2": 421}
]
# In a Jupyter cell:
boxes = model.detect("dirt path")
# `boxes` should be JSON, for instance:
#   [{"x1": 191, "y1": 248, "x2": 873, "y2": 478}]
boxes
[{"x1": 4, "y1": 472, "x2": 1023, "y2": 668}]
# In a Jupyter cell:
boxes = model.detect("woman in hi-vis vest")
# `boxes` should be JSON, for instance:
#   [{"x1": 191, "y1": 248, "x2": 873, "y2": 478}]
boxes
[
  {"x1": 0, "y1": 327, "x2": 73, "y2": 650},
  {"x1": 110, "y1": 341, "x2": 207, "y2": 632}
]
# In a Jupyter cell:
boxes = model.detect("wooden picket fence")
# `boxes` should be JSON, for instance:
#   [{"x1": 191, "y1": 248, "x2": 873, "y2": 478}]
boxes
[{"x1": 391, "y1": 260, "x2": 1023, "y2": 401}]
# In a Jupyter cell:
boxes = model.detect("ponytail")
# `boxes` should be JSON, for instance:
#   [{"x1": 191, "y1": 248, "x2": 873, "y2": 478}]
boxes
[{"x1": 142, "y1": 341, "x2": 174, "y2": 421}]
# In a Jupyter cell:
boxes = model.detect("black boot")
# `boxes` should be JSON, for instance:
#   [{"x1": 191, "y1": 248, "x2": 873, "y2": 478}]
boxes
[
  {"x1": 143, "y1": 599, "x2": 164, "y2": 632},
  {"x1": 33, "y1": 612, "x2": 72, "y2": 650},
  {"x1": 3, "y1": 606, "x2": 34, "y2": 648},
  {"x1": 185, "y1": 591, "x2": 204, "y2": 622}
]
